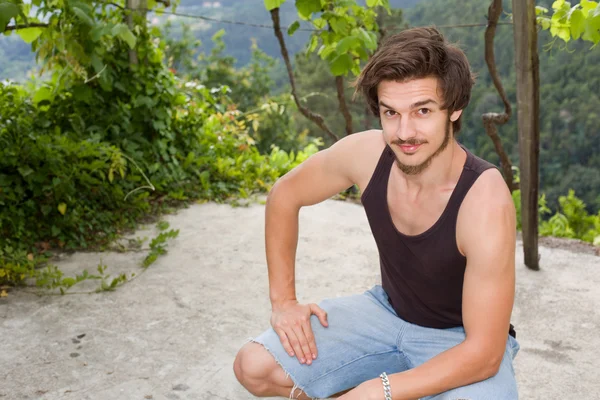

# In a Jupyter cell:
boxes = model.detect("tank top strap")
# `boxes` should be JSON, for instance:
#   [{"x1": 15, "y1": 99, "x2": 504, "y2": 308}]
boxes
[
  {"x1": 446, "y1": 145, "x2": 498, "y2": 214},
  {"x1": 360, "y1": 144, "x2": 396, "y2": 203}
]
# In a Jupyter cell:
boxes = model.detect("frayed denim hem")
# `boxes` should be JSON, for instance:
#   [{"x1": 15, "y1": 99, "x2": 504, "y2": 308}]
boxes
[{"x1": 247, "y1": 337, "x2": 323, "y2": 400}]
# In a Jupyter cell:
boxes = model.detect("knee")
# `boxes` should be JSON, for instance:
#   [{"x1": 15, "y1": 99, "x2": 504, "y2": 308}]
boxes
[{"x1": 233, "y1": 342, "x2": 273, "y2": 396}]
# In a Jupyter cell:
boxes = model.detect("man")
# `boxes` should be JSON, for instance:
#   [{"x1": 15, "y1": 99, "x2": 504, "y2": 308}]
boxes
[{"x1": 233, "y1": 27, "x2": 520, "y2": 400}]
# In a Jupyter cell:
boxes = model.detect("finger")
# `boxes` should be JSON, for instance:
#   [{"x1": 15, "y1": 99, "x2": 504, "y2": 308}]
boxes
[
  {"x1": 275, "y1": 328, "x2": 295, "y2": 358},
  {"x1": 310, "y1": 303, "x2": 328, "y2": 327},
  {"x1": 302, "y1": 321, "x2": 318, "y2": 360},
  {"x1": 289, "y1": 324, "x2": 309, "y2": 364},
  {"x1": 294, "y1": 322, "x2": 314, "y2": 365}
]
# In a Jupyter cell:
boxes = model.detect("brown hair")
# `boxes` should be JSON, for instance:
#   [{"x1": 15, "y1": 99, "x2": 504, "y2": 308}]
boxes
[{"x1": 354, "y1": 27, "x2": 475, "y2": 134}]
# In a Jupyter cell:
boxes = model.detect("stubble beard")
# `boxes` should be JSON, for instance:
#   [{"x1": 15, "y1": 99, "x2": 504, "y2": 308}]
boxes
[{"x1": 392, "y1": 118, "x2": 452, "y2": 176}]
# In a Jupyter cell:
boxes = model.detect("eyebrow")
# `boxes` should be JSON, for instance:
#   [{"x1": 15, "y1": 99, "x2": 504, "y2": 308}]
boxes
[{"x1": 379, "y1": 99, "x2": 439, "y2": 110}]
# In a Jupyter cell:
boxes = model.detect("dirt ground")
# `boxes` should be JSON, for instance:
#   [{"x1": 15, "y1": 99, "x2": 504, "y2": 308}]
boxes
[{"x1": 1, "y1": 200, "x2": 598, "y2": 400}]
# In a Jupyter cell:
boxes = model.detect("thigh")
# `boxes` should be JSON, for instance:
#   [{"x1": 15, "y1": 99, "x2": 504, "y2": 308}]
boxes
[
  {"x1": 252, "y1": 286, "x2": 410, "y2": 399},
  {"x1": 402, "y1": 326, "x2": 520, "y2": 400},
  {"x1": 425, "y1": 343, "x2": 519, "y2": 400}
]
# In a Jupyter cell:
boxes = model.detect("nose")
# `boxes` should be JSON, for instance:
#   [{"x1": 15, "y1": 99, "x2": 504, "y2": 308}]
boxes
[{"x1": 392, "y1": 115, "x2": 418, "y2": 141}]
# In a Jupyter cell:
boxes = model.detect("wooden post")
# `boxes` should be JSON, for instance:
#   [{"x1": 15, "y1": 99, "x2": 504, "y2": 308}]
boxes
[{"x1": 512, "y1": 0, "x2": 540, "y2": 270}]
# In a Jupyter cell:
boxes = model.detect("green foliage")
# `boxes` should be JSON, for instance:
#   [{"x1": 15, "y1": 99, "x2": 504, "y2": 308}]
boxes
[
  {"x1": 540, "y1": 190, "x2": 600, "y2": 242},
  {"x1": 245, "y1": 94, "x2": 316, "y2": 153},
  {"x1": 261, "y1": 0, "x2": 389, "y2": 76},
  {"x1": 0, "y1": 84, "x2": 147, "y2": 250},
  {"x1": 1, "y1": 0, "x2": 137, "y2": 83},
  {"x1": 264, "y1": 0, "x2": 287, "y2": 10},
  {"x1": 292, "y1": 0, "x2": 390, "y2": 76},
  {"x1": 163, "y1": 23, "x2": 314, "y2": 153},
  {"x1": 1, "y1": 1, "x2": 322, "y2": 291},
  {"x1": 513, "y1": 189, "x2": 600, "y2": 245},
  {"x1": 143, "y1": 223, "x2": 180, "y2": 267},
  {"x1": 0, "y1": 0, "x2": 418, "y2": 81},
  {"x1": 166, "y1": 28, "x2": 276, "y2": 112},
  {"x1": 537, "y1": 0, "x2": 600, "y2": 46},
  {"x1": 0, "y1": 60, "x2": 311, "y2": 261},
  {"x1": 0, "y1": 1, "x2": 20, "y2": 32}
]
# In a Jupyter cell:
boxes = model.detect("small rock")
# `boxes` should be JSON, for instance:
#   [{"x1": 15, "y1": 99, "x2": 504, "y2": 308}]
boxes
[
  {"x1": 172, "y1": 384, "x2": 189, "y2": 391},
  {"x1": 77, "y1": 334, "x2": 86, "y2": 339},
  {"x1": 69, "y1": 353, "x2": 80, "y2": 358},
  {"x1": 71, "y1": 339, "x2": 80, "y2": 344},
  {"x1": 144, "y1": 396, "x2": 153, "y2": 399}
]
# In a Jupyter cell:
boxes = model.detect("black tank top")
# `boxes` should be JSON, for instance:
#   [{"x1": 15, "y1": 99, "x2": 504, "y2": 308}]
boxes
[{"x1": 361, "y1": 143, "x2": 516, "y2": 338}]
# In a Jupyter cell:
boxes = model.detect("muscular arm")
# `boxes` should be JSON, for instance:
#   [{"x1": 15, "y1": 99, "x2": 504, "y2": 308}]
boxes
[
  {"x1": 359, "y1": 168, "x2": 517, "y2": 400},
  {"x1": 265, "y1": 131, "x2": 383, "y2": 364},
  {"x1": 266, "y1": 131, "x2": 376, "y2": 307}
]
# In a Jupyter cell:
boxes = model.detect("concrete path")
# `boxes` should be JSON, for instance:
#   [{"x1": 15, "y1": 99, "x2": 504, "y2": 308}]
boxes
[{"x1": 1, "y1": 200, "x2": 599, "y2": 400}]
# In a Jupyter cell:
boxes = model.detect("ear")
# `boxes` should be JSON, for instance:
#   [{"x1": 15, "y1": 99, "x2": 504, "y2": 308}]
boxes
[{"x1": 450, "y1": 109, "x2": 463, "y2": 122}]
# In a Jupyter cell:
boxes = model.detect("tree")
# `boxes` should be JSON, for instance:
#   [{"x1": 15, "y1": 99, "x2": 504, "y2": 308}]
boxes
[
  {"x1": 0, "y1": 0, "x2": 174, "y2": 84},
  {"x1": 482, "y1": 0, "x2": 517, "y2": 192},
  {"x1": 513, "y1": 0, "x2": 541, "y2": 270},
  {"x1": 264, "y1": 0, "x2": 392, "y2": 141}
]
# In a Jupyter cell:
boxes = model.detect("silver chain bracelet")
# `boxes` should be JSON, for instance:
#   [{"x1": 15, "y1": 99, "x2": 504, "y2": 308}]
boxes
[{"x1": 380, "y1": 372, "x2": 392, "y2": 400}]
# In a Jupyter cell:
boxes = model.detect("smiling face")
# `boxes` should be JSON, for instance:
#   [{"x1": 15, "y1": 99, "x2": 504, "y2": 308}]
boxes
[{"x1": 378, "y1": 77, "x2": 462, "y2": 175}]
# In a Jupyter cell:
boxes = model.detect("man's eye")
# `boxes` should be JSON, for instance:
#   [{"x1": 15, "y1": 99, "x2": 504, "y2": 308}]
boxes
[
  {"x1": 418, "y1": 108, "x2": 430, "y2": 115},
  {"x1": 383, "y1": 110, "x2": 396, "y2": 117}
]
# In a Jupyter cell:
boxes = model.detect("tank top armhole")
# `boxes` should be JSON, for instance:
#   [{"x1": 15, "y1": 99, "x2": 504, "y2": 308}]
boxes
[
  {"x1": 361, "y1": 145, "x2": 392, "y2": 203},
  {"x1": 460, "y1": 144, "x2": 497, "y2": 175}
]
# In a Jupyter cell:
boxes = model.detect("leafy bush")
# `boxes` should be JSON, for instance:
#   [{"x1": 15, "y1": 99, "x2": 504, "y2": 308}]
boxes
[
  {"x1": 0, "y1": 83, "x2": 145, "y2": 249},
  {"x1": 540, "y1": 190, "x2": 600, "y2": 244},
  {"x1": 163, "y1": 25, "x2": 312, "y2": 154},
  {"x1": 0, "y1": 36, "x2": 319, "y2": 288},
  {"x1": 513, "y1": 189, "x2": 600, "y2": 246}
]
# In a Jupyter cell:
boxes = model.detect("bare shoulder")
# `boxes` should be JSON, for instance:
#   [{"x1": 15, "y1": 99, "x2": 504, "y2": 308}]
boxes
[
  {"x1": 463, "y1": 168, "x2": 514, "y2": 210},
  {"x1": 327, "y1": 129, "x2": 385, "y2": 154},
  {"x1": 457, "y1": 168, "x2": 516, "y2": 256},
  {"x1": 272, "y1": 129, "x2": 387, "y2": 208},
  {"x1": 323, "y1": 129, "x2": 386, "y2": 189}
]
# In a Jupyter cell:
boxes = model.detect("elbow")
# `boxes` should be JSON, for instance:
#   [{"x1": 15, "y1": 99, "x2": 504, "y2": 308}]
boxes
[
  {"x1": 266, "y1": 178, "x2": 284, "y2": 205},
  {"x1": 463, "y1": 342, "x2": 505, "y2": 381},
  {"x1": 267, "y1": 179, "x2": 286, "y2": 206},
  {"x1": 478, "y1": 352, "x2": 504, "y2": 380},
  {"x1": 483, "y1": 356, "x2": 502, "y2": 379},
  {"x1": 266, "y1": 179, "x2": 299, "y2": 212}
]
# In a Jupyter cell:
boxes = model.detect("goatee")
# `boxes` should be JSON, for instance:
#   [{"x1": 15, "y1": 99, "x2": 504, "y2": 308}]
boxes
[{"x1": 392, "y1": 119, "x2": 452, "y2": 175}]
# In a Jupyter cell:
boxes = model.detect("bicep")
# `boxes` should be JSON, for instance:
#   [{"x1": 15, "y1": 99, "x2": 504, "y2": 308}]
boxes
[
  {"x1": 459, "y1": 171, "x2": 516, "y2": 360},
  {"x1": 272, "y1": 136, "x2": 360, "y2": 208}
]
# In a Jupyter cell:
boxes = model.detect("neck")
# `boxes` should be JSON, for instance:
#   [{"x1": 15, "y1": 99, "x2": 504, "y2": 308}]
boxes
[{"x1": 399, "y1": 140, "x2": 465, "y2": 192}]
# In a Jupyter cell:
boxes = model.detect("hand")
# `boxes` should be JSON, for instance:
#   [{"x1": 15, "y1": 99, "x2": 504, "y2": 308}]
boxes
[
  {"x1": 270, "y1": 301, "x2": 328, "y2": 365},
  {"x1": 338, "y1": 379, "x2": 381, "y2": 400}
]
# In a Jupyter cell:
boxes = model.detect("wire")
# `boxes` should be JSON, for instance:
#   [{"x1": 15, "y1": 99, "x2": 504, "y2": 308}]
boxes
[
  {"x1": 145, "y1": 8, "x2": 317, "y2": 31},
  {"x1": 133, "y1": 5, "x2": 513, "y2": 32}
]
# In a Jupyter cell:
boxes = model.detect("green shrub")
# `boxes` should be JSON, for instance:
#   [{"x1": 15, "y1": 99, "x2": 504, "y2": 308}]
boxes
[
  {"x1": 0, "y1": 50, "x2": 319, "y2": 288},
  {"x1": 513, "y1": 188, "x2": 600, "y2": 245},
  {"x1": 540, "y1": 190, "x2": 600, "y2": 244},
  {"x1": 0, "y1": 1, "x2": 321, "y2": 291}
]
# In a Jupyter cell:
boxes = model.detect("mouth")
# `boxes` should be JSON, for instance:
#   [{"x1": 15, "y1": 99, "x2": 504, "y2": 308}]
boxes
[{"x1": 396, "y1": 143, "x2": 423, "y2": 154}]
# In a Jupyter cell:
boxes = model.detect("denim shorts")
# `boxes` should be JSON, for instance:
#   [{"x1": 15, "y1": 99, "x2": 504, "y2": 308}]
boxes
[{"x1": 252, "y1": 285, "x2": 520, "y2": 399}]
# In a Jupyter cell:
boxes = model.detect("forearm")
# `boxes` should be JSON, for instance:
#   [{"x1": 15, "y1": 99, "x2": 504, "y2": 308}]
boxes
[
  {"x1": 265, "y1": 184, "x2": 300, "y2": 308},
  {"x1": 386, "y1": 342, "x2": 497, "y2": 400}
]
